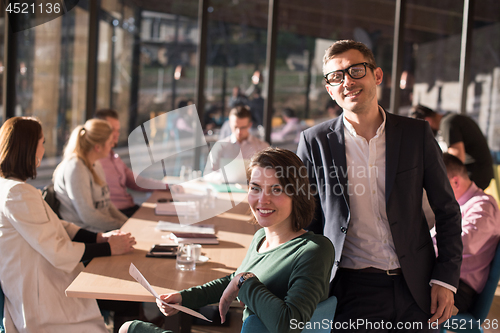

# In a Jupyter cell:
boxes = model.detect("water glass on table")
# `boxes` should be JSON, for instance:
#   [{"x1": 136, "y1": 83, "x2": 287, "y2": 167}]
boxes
[{"x1": 176, "y1": 243, "x2": 196, "y2": 271}]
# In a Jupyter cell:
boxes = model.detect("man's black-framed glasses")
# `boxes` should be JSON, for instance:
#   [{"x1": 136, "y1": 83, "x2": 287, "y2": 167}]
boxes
[{"x1": 324, "y1": 62, "x2": 375, "y2": 86}]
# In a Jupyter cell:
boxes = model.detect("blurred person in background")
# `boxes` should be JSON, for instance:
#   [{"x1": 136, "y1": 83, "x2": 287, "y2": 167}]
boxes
[
  {"x1": 228, "y1": 85, "x2": 249, "y2": 108},
  {"x1": 432, "y1": 153, "x2": 500, "y2": 313},
  {"x1": 248, "y1": 86, "x2": 264, "y2": 129},
  {"x1": 271, "y1": 107, "x2": 303, "y2": 143},
  {"x1": 204, "y1": 105, "x2": 269, "y2": 184},
  {"x1": 95, "y1": 109, "x2": 175, "y2": 218},
  {"x1": 53, "y1": 119, "x2": 128, "y2": 232},
  {"x1": 411, "y1": 104, "x2": 493, "y2": 190}
]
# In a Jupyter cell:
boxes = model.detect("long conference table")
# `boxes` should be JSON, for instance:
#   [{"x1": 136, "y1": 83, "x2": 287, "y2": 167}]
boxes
[{"x1": 65, "y1": 188, "x2": 259, "y2": 303}]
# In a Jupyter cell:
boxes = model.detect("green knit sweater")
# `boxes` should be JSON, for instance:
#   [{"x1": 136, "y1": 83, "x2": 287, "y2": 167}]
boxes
[{"x1": 180, "y1": 228, "x2": 335, "y2": 333}]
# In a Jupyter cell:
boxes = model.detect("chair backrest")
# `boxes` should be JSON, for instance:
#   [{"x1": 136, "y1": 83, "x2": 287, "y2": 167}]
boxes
[
  {"x1": 0, "y1": 283, "x2": 5, "y2": 332},
  {"x1": 302, "y1": 295, "x2": 337, "y2": 333},
  {"x1": 41, "y1": 183, "x2": 61, "y2": 218},
  {"x1": 240, "y1": 296, "x2": 337, "y2": 333},
  {"x1": 470, "y1": 241, "x2": 500, "y2": 321}
]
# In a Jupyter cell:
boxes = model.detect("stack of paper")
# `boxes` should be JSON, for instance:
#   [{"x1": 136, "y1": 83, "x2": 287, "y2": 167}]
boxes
[
  {"x1": 170, "y1": 232, "x2": 219, "y2": 245},
  {"x1": 155, "y1": 221, "x2": 215, "y2": 234}
]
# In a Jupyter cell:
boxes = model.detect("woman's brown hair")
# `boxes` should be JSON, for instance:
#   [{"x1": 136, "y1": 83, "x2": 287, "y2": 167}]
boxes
[
  {"x1": 246, "y1": 147, "x2": 315, "y2": 232},
  {"x1": 0, "y1": 117, "x2": 42, "y2": 181}
]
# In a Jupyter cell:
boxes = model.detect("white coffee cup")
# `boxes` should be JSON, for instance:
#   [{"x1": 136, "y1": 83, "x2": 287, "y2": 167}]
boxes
[
  {"x1": 176, "y1": 243, "x2": 196, "y2": 271},
  {"x1": 192, "y1": 244, "x2": 202, "y2": 261}
]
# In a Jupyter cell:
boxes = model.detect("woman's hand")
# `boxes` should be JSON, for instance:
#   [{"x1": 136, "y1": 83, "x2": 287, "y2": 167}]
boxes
[
  {"x1": 106, "y1": 232, "x2": 136, "y2": 255},
  {"x1": 170, "y1": 184, "x2": 184, "y2": 194},
  {"x1": 219, "y1": 273, "x2": 245, "y2": 324},
  {"x1": 96, "y1": 229, "x2": 126, "y2": 243},
  {"x1": 157, "y1": 293, "x2": 182, "y2": 317}
]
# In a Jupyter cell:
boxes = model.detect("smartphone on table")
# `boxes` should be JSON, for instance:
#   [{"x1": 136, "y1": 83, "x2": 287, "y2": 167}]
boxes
[{"x1": 146, "y1": 244, "x2": 178, "y2": 258}]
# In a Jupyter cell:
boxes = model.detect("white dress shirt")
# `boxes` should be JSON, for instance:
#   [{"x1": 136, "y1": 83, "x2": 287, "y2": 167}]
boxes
[
  {"x1": 203, "y1": 134, "x2": 269, "y2": 183},
  {"x1": 340, "y1": 108, "x2": 400, "y2": 270},
  {"x1": 340, "y1": 108, "x2": 455, "y2": 293}
]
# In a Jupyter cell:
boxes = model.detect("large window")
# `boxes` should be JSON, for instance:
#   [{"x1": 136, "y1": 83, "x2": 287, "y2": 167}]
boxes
[
  {"x1": 15, "y1": 6, "x2": 89, "y2": 158},
  {"x1": 469, "y1": 0, "x2": 500, "y2": 153},
  {"x1": 97, "y1": 0, "x2": 138, "y2": 146},
  {"x1": 137, "y1": 8, "x2": 199, "y2": 129},
  {"x1": 2, "y1": 0, "x2": 496, "y2": 181},
  {"x1": 399, "y1": 0, "x2": 465, "y2": 116},
  {"x1": 203, "y1": 0, "x2": 268, "y2": 140}
]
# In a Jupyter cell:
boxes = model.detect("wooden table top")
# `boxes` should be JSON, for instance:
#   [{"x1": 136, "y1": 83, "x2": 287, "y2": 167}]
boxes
[{"x1": 65, "y1": 189, "x2": 258, "y2": 303}]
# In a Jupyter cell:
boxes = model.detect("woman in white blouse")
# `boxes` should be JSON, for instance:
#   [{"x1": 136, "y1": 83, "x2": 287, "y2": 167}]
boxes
[
  {"x1": 54, "y1": 119, "x2": 128, "y2": 232},
  {"x1": 0, "y1": 117, "x2": 136, "y2": 332}
]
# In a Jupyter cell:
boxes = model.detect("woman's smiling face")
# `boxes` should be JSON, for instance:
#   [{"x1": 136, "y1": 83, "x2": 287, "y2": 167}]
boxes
[{"x1": 248, "y1": 166, "x2": 293, "y2": 231}]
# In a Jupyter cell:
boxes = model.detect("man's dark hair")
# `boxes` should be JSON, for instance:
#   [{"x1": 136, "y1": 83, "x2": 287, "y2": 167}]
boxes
[
  {"x1": 323, "y1": 40, "x2": 377, "y2": 73},
  {"x1": 282, "y1": 108, "x2": 295, "y2": 118},
  {"x1": 177, "y1": 100, "x2": 188, "y2": 109},
  {"x1": 229, "y1": 105, "x2": 252, "y2": 121},
  {"x1": 443, "y1": 153, "x2": 468, "y2": 179},
  {"x1": 410, "y1": 105, "x2": 436, "y2": 120},
  {"x1": 94, "y1": 109, "x2": 119, "y2": 120}
]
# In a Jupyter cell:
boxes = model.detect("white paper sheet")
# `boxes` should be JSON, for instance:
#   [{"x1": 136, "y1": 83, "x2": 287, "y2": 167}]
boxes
[
  {"x1": 128, "y1": 263, "x2": 212, "y2": 322},
  {"x1": 155, "y1": 221, "x2": 215, "y2": 234}
]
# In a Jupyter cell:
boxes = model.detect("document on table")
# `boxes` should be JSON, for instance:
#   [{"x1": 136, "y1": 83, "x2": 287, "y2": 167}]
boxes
[
  {"x1": 128, "y1": 263, "x2": 212, "y2": 322},
  {"x1": 155, "y1": 221, "x2": 215, "y2": 234}
]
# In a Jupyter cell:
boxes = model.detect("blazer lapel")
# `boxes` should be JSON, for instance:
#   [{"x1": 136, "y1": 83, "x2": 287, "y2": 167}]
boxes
[
  {"x1": 327, "y1": 117, "x2": 350, "y2": 207},
  {"x1": 385, "y1": 111, "x2": 402, "y2": 202}
]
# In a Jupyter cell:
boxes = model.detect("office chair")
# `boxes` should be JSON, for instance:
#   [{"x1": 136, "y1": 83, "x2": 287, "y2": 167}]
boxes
[
  {"x1": 440, "y1": 241, "x2": 500, "y2": 333},
  {"x1": 240, "y1": 296, "x2": 337, "y2": 333},
  {"x1": 0, "y1": 283, "x2": 5, "y2": 332}
]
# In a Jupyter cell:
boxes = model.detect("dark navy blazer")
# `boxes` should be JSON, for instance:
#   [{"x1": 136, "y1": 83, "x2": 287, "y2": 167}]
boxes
[{"x1": 296, "y1": 109, "x2": 462, "y2": 314}]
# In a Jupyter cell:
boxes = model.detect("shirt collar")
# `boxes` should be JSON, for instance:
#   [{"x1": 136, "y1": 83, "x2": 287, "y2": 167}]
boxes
[
  {"x1": 230, "y1": 133, "x2": 254, "y2": 144},
  {"x1": 457, "y1": 181, "x2": 479, "y2": 206},
  {"x1": 342, "y1": 106, "x2": 386, "y2": 138}
]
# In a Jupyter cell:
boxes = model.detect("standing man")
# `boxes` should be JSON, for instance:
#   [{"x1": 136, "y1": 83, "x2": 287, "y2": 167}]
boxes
[
  {"x1": 297, "y1": 40, "x2": 462, "y2": 331},
  {"x1": 95, "y1": 109, "x2": 170, "y2": 217},
  {"x1": 411, "y1": 104, "x2": 493, "y2": 190}
]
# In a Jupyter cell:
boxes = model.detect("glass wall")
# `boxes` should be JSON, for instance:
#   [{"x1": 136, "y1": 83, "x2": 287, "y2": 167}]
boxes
[
  {"x1": 137, "y1": 7, "x2": 199, "y2": 129},
  {"x1": 14, "y1": 6, "x2": 89, "y2": 158},
  {"x1": 399, "y1": 0, "x2": 465, "y2": 116},
  {"x1": 203, "y1": 0, "x2": 268, "y2": 139},
  {"x1": 1, "y1": 0, "x2": 497, "y2": 180},
  {"x1": 269, "y1": 0, "x2": 396, "y2": 150},
  {"x1": 469, "y1": 0, "x2": 500, "y2": 154},
  {"x1": 97, "y1": 0, "x2": 138, "y2": 146}
]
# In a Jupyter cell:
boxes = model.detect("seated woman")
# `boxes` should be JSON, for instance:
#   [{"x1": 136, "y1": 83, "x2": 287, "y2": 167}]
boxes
[
  {"x1": 0, "y1": 117, "x2": 136, "y2": 332},
  {"x1": 54, "y1": 119, "x2": 128, "y2": 232},
  {"x1": 120, "y1": 147, "x2": 335, "y2": 333}
]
